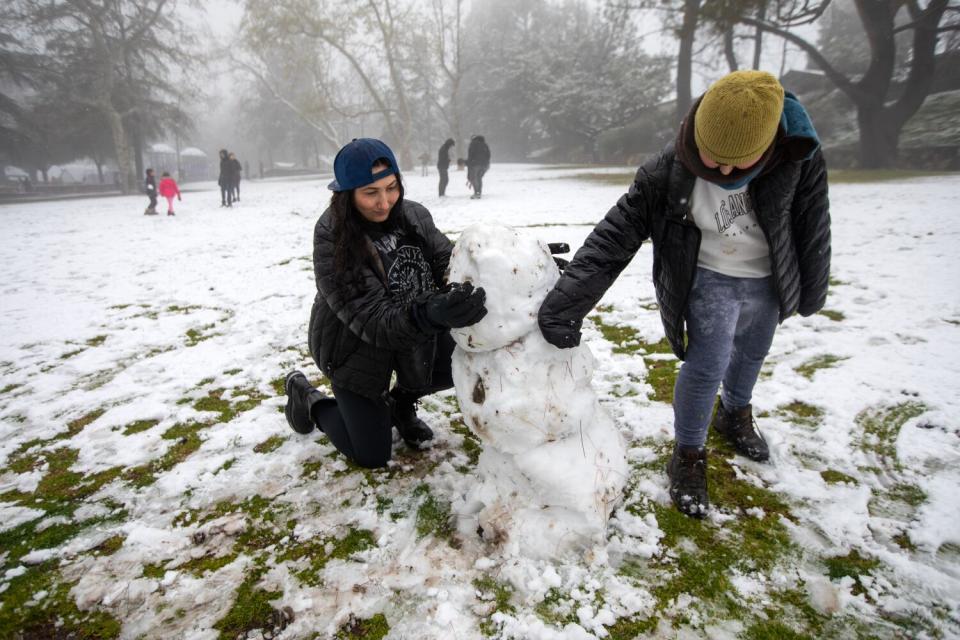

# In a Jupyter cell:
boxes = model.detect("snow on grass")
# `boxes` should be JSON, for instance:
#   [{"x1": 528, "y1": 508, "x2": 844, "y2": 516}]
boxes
[{"x1": 0, "y1": 166, "x2": 958, "y2": 638}]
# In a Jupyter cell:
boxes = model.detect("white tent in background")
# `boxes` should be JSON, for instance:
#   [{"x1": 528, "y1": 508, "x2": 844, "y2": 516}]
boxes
[{"x1": 178, "y1": 147, "x2": 210, "y2": 181}]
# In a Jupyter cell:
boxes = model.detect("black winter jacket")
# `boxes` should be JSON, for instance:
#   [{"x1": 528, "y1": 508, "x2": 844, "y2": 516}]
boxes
[
  {"x1": 309, "y1": 199, "x2": 453, "y2": 400},
  {"x1": 539, "y1": 95, "x2": 831, "y2": 360}
]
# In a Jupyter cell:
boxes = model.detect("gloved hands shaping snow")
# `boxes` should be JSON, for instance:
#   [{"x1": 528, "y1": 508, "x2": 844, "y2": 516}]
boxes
[{"x1": 423, "y1": 281, "x2": 487, "y2": 329}]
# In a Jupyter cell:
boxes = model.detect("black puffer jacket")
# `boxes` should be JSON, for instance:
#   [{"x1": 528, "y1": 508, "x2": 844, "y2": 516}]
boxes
[
  {"x1": 539, "y1": 95, "x2": 830, "y2": 360},
  {"x1": 309, "y1": 199, "x2": 452, "y2": 400}
]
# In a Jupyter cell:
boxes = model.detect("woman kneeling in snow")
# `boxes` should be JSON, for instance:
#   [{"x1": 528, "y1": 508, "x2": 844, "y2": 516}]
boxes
[{"x1": 284, "y1": 138, "x2": 487, "y2": 468}]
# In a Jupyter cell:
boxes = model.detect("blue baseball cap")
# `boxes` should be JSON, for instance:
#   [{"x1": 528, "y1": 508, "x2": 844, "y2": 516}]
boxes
[{"x1": 328, "y1": 138, "x2": 399, "y2": 191}]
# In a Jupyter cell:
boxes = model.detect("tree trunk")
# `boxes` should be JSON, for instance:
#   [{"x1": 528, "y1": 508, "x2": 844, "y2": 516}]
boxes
[
  {"x1": 675, "y1": 0, "x2": 701, "y2": 123},
  {"x1": 107, "y1": 109, "x2": 135, "y2": 193},
  {"x1": 752, "y1": 3, "x2": 765, "y2": 69},
  {"x1": 856, "y1": 106, "x2": 900, "y2": 168},
  {"x1": 723, "y1": 27, "x2": 738, "y2": 72}
]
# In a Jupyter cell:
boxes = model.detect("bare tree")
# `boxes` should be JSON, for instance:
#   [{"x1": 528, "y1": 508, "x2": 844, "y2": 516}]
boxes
[{"x1": 739, "y1": 0, "x2": 958, "y2": 167}]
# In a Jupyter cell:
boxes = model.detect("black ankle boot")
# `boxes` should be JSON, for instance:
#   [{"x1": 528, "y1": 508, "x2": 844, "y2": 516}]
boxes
[
  {"x1": 389, "y1": 389, "x2": 433, "y2": 448},
  {"x1": 711, "y1": 399, "x2": 769, "y2": 462},
  {"x1": 284, "y1": 371, "x2": 327, "y2": 434},
  {"x1": 667, "y1": 445, "x2": 709, "y2": 518}
]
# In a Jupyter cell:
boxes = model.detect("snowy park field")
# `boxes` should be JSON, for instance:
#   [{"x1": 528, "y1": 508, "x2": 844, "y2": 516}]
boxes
[{"x1": 1, "y1": 165, "x2": 959, "y2": 639}]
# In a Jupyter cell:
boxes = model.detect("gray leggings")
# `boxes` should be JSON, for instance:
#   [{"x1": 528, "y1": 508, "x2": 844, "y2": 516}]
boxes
[{"x1": 673, "y1": 267, "x2": 780, "y2": 447}]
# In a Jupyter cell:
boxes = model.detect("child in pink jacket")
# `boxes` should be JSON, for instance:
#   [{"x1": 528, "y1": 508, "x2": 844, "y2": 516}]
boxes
[{"x1": 158, "y1": 172, "x2": 181, "y2": 216}]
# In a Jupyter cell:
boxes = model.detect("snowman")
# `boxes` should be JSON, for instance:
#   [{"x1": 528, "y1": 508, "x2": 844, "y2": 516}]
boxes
[{"x1": 448, "y1": 224, "x2": 628, "y2": 559}]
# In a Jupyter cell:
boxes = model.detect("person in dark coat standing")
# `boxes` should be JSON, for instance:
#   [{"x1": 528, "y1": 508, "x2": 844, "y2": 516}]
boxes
[
  {"x1": 283, "y1": 138, "x2": 487, "y2": 469},
  {"x1": 229, "y1": 152, "x2": 243, "y2": 202},
  {"x1": 437, "y1": 138, "x2": 455, "y2": 197},
  {"x1": 217, "y1": 149, "x2": 234, "y2": 207},
  {"x1": 466, "y1": 135, "x2": 490, "y2": 199},
  {"x1": 538, "y1": 70, "x2": 831, "y2": 518}
]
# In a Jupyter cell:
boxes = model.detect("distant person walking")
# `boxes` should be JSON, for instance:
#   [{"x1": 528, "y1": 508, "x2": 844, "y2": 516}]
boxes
[
  {"x1": 144, "y1": 168, "x2": 158, "y2": 215},
  {"x1": 466, "y1": 135, "x2": 490, "y2": 199},
  {"x1": 229, "y1": 152, "x2": 243, "y2": 202},
  {"x1": 437, "y1": 138, "x2": 455, "y2": 197},
  {"x1": 218, "y1": 149, "x2": 234, "y2": 207},
  {"x1": 158, "y1": 172, "x2": 181, "y2": 216}
]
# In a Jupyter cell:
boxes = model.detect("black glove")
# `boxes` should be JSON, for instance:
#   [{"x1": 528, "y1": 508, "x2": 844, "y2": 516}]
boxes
[
  {"x1": 538, "y1": 292, "x2": 581, "y2": 349},
  {"x1": 548, "y1": 242, "x2": 570, "y2": 273},
  {"x1": 423, "y1": 282, "x2": 487, "y2": 329}
]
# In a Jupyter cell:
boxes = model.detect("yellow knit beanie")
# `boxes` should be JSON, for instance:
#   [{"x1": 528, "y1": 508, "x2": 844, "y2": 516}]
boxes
[{"x1": 694, "y1": 70, "x2": 785, "y2": 166}]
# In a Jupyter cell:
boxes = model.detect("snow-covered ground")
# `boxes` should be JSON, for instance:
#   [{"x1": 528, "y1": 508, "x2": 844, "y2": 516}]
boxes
[{"x1": 1, "y1": 165, "x2": 958, "y2": 639}]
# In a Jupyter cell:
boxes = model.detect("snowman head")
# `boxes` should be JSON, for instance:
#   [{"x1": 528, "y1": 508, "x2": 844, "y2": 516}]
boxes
[{"x1": 447, "y1": 224, "x2": 560, "y2": 352}]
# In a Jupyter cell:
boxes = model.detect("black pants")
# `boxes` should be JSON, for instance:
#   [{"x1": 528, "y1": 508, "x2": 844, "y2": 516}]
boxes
[
  {"x1": 438, "y1": 166, "x2": 449, "y2": 196},
  {"x1": 470, "y1": 167, "x2": 487, "y2": 195},
  {"x1": 311, "y1": 333, "x2": 455, "y2": 468},
  {"x1": 220, "y1": 185, "x2": 232, "y2": 206},
  {"x1": 147, "y1": 194, "x2": 157, "y2": 210}
]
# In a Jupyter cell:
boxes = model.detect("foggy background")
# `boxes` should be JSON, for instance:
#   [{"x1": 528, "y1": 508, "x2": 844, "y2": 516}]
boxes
[{"x1": 1, "y1": 0, "x2": 958, "y2": 196}]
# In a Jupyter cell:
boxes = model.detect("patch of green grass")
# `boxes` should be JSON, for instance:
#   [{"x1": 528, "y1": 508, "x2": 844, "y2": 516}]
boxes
[
  {"x1": 185, "y1": 323, "x2": 217, "y2": 346},
  {"x1": 215, "y1": 457, "x2": 237, "y2": 474},
  {"x1": 192, "y1": 387, "x2": 269, "y2": 423},
  {"x1": 0, "y1": 561, "x2": 122, "y2": 638},
  {"x1": 66, "y1": 408, "x2": 106, "y2": 437},
  {"x1": 591, "y1": 316, "x2": 677, "y2": 403},
  {"x1": 335, "y1": 613, "x2": 390, "y2": 640},
  {"x1": 776, "y1": 401, "x2": 824, "y2": 428},
  {"x1": 448, "y1": 415, "x2": 482, "y2": 469},
  {"x1": 1, "y1": 382, "x2": 23, "y2": 395},
  {"x1": 794, "y1": 354, "x2": 849, "y2": 380},
  {"x1": 253, "y1": 435, "x2": 286, "y2": 454},
  {"x1": 818, "y1": 309, "x2": 845, "y2": 322},
  {"x1": 142, "y1": 562, "x2": 167, "y2": 579},
  {"x1": 167, "y1": 304, "x2": 202, "y2": 313},
  {"x1": 122, "y1": 419, "x2": 160, "y2": 436},
  {"x1": 277, "y1": 527, "x2": 376, "y2": 587},
  {"x1": 474, "y1": 575, "x2": 516, "y2": 636},
  {"x1": 820, "y1": 469, "x2": 857, "y2": 484},
  {"x1": 829, "y1": 169, "x2": 957, "y2": 183},
  {"x1": 224, "y1": 368, "x2": 242, "y2": 375},
  {"x1": 123, "y1": 422, "x2": 208, "y2": 487},
  {"x1": 742, "y1": 620, "x2": 808, "y2": 639},
  {"x1": 621, "y1": 449, "x2": 794, "y2": 617},
  {"x1": 856, "y1": 401, "x2": 927, "y2": 469},
  {"x1": 178, "y1": 552, "x2": 238, "y2": 577},
  {"x1": 824, "y1": 550, "x2": 879, "y2": 596},
  {"x1": 91, "y1": 534, "x2": 126, "y2": 556},
  {"x1": 888, "y1": 482, "x2": 927, "y2": 507},
  {"x1": 568, "y1": 171, "x2": 636, "y2": 185},
  {"x1": 534, "y1": 588, "x2": 578, "y2": 627},
  {"x1": 60, "y1": 348, "x2": 86, "y2": 359},
  {"x1": 414, "y1": 484, "x2": 458, "y2": 547},
  {"x1": 893, "y1": 532, "x2": 917, "y2": 552},
  {"x1": 212, "y1": 567, "x2": 281, "y2": 640},
  {"x1": 590, "y1": 315, "x2": 641, "y2": 353},
  {"x1": 605, "y1": 616, "x2": 659, "y2": 639},
  {"x1": 300, "y1": 458, "x2": 324, "y2": 478},
  {"x1": 85, "y1": 335, "x2": 107, "y2": 347}
]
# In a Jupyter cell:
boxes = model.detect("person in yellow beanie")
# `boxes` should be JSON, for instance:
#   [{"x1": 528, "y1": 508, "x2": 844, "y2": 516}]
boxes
[{"x1": 538, "y1": 69, "x2": 831, "y2": 518}]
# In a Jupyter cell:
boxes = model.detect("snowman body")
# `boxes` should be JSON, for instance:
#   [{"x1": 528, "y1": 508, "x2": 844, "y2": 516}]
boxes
[{"x1": 449, "y1": 224, "x2": 628, "y2": 559}]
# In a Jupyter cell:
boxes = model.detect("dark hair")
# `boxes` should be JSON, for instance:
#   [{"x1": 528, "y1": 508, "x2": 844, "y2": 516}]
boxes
[
  {"x1": 146, "y1": 168, "x2": 154, "y2": 174},
  {"x1": 161, "y1": 171, "x2": 170, "y2": 177},
  {"x1": 331, "y1": 163, "x2": 406, "y2": 284}
]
